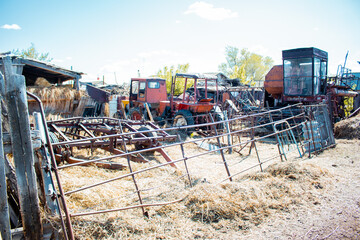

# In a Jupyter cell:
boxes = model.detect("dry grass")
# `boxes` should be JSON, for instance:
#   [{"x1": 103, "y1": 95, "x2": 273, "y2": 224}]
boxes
[
  {"x1": 334, "y1": 113, "x2": 360, "y2": 139},
  {"x1": 34, "y1": 77, "x2": 52, "y2": 87},
  {"x1": 63, "y1": 155, "x2": 330, "y2": 239},
  {"x1": 40, "y1": 121, "x2": 331, "y2": 239},
  {"x1": 182, "y1": 162, "x2": 328, "y2": 226},
  {"x1": 27, "y1": 85, "x2": 87, "y2": 116}
]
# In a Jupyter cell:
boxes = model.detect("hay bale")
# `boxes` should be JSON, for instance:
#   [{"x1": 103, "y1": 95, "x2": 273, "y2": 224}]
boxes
[
  {"x1": 34, "y1": 77, "x2": 52, "y2": 87},
  {"x1": 334, "y1": 113, "x2": 360, "y2": 139},
  {"x1": 103, "y1": 103, "x2": 110, "y2": 117},
  {"x1": 27, "y1": 86, "x2": 87, "y2": 116}
]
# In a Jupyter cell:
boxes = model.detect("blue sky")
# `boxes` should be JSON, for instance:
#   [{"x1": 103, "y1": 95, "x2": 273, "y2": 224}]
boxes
[{"x1": 1, "y1": 0, "x2": 359, "y2": 84}]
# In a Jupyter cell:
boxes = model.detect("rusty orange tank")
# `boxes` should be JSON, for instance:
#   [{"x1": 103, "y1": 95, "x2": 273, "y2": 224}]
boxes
[{"x1": 264, "y1": 65, "x2": 283, "y2": 99}]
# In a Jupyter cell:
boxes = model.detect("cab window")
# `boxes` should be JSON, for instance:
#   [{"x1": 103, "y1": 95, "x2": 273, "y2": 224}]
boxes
[
  {"x1": 131, "y1": 81, "x2": 139, "y2": 94},
  {"x1": 148, "y1": 81, "x2": 160, "y2": 89},
  {"x1": 139, "y1": 82, "x2": 146, "y2": 98},
  {"x1": 284, "y1": 58, "x2": 313, "y2": 96}
]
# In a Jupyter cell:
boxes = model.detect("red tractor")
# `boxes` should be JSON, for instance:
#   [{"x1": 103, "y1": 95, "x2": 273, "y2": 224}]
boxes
[
  {"x1": 128, "y1": 73, "x2": 224, "y2": 132},
  {"x1": 168, "y1": 73, "x2": 222, "y2": 130},
  {"x1": 128, "y1": 77, "x2": 168, "y2": 120}
]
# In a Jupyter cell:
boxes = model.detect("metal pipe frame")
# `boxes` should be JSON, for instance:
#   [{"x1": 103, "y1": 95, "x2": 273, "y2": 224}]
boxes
[
  {"x1": 26, "y1": 92, "x2": 74, "y2": 240},
  {"x1": 23, "y1": 98, "x2": 335, "y2": 238}
]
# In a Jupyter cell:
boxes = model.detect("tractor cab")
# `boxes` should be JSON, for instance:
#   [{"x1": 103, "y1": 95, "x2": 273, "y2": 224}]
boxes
[
  {"x1": 129, "y1": 78, "x2": 167, "y2": 108},
  {"x1": 283, "y1": 47, "x2": 328, "y2": 102},
  {"x1": 127, "y1": 78, "x2": 167, "y2": 120}
]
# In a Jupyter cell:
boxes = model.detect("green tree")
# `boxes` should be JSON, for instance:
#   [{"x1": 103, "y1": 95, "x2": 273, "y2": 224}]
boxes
[
  {"x1": 13, "y1": 43, "x2": 52, "y2": 62},
  {"x1": 155, "y1": 63, "x2": 190, "y2": 95},
  {"x1": 219, "y1": 46, "x2": 273, "y2": 86}
]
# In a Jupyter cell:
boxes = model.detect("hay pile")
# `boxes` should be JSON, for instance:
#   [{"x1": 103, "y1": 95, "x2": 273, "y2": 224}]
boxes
[
  {"x1": 27, "y1": 86, "x2": 88, "y2": 116},
  {"x1": 183, "y1": 162, "x2": 328, "y2": 227},
  {"x1": 67, "y1": 161, "x2": 330, "y2": 239},
  {"x1": 334, "y1": 112, "x2": 360, "y2": 139},
  {"x1": 34, "y1": 77, "x2": 52, "y2": 87}
]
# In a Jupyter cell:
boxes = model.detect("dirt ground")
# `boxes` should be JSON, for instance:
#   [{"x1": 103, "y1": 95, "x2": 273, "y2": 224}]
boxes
[
  {"x1": 65, "y1": 138, "x2": 360, "y2": 240},
  {"x1": 239, "y1": 139, "x2": 360, "y2": 240}
]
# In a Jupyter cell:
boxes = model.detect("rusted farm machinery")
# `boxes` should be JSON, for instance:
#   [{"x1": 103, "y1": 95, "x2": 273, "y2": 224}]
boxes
[
  {"x1": 264, "y1": 47, "x2": 358, "y2": 122},
  {"x1": 47, "y1": 116, "x2": 177, "y2": 168}
]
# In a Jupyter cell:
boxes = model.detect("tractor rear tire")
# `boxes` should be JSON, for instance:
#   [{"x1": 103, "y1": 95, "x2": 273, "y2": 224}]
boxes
[
  {"x1": 128, "y1": 107, "x2": 143, "y2": 120},
  {"x1": 173, "y1": 110, "x2": 195, "y2": 134}
]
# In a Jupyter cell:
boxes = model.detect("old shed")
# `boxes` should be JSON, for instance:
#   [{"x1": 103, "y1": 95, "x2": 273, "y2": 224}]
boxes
[{"x1": 0, "y1": 55, "x2": 83, "y2": 89}]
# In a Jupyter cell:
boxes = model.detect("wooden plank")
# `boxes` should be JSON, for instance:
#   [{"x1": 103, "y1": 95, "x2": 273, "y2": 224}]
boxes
[
  {"x1": 4, "y1": 156, "x2": 21, "y2": 228},
  {"x1": 145, "y1": 103, "x2": 154, "y2": 122},
  {"x1": 119, "y1": 101, "x2": 127, "y2": 119},
  {"x1": 3, "y1": 131, "x2": 42, "y2": 154},
  {"x1": 0, "y1": 90, "x2": 11, "y2": 240},
  {"x1": 0, "y1": 72, "x2": 5, "y2": 97},
  {"x1": 5, "y1": 72, "x2": 42, "y2": 240},
  {"x1": 1, "y1": 57, "x2": 14, "y2": 84}
]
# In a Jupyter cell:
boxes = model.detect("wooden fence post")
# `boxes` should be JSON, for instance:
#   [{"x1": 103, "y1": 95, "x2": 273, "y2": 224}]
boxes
[
  {"x1": 0, "y1": 72, "x2": 11, "y2": 240},
  {"x1": 4, "y1": 57, "x2": 42, "y2": 239}
]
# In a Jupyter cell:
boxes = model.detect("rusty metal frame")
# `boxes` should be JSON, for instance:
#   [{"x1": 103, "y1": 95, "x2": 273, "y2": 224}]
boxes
[
  {"x1": 24, "y1": 99, "x2": 335, "y2": 239},
  {"x1": 27, "y1": 92, "x2": 74, "y2": 240}
]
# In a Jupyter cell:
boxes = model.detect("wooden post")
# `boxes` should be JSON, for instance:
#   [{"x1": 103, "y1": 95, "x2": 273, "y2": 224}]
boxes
[
  {"x1": 0, "y1": 72, "x2": 11, "y2": 240},
  {"x1": 4, "y1": 63, "x2": 42, "y2": 238},
  {"x1": 0, "y1": 72, "x2": 5, "y2": 97},
  {"x1": 145, "y1": 103, "x2": 154, "y2": 122},
  {"x1": 75, "y1": 76, "x2": 80, "y2": 91}
]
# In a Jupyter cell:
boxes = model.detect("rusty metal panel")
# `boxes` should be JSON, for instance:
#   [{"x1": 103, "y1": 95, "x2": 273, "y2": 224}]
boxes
[
  {"x1": 86, "y1": 84, "x2": 109, "y2": 103},
  {"x1": 145, "y1": 79, "x2": 167, "y2": 104}
]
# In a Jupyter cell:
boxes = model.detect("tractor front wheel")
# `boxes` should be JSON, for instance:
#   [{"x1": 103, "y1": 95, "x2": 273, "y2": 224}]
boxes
[{"x1": 173, "y1": 110, "x2": 194, "y2": 133}]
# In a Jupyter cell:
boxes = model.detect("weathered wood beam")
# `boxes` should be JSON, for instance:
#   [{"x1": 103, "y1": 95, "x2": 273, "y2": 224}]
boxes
[
  {"x1": 3, "y1": 131, "x2": 42, "y2": 154},
  {"x1": 74, "y1": 76, "x2": 80, "y2": 90},
  {"x1": 4, "y1": 56, "x2": 42, "y2": 239},
  {"x1": 0, "y1": 72, "x2": 11, "y2": 240}
]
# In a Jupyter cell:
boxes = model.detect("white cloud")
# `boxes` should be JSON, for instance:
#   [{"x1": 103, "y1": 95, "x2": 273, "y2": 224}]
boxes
[
  {"x1": 1, "y1": 24, "x2": 21, "y2": 30},
  {"x1": 184, "y1": 2, "x2": 238, "y2": 21},
  {"x1": 176, "y1": 20, "x2": 181, "y2": 24}
]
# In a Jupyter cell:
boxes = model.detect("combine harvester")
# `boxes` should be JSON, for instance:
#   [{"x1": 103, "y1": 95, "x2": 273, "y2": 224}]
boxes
[{"x1": 264, "y1": 47, "x2": 358, "y2": 122}]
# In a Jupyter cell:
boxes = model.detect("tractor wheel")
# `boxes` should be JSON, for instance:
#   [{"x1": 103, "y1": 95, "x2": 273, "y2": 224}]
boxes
[
  {"x1": 173, "y1": 110, "x2": 195, "y2": 133},
  {"x1": 134, "y1": 126, "x2": 157, "y2": 151},
  {"x1": 128, "y1": 107, "x2": 143, "y2": 120}
]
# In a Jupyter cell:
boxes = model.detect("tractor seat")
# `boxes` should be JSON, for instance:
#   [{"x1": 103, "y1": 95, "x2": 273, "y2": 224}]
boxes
[{"x1": 198, "y1": 98, "x2": 213, "y2": 103}]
